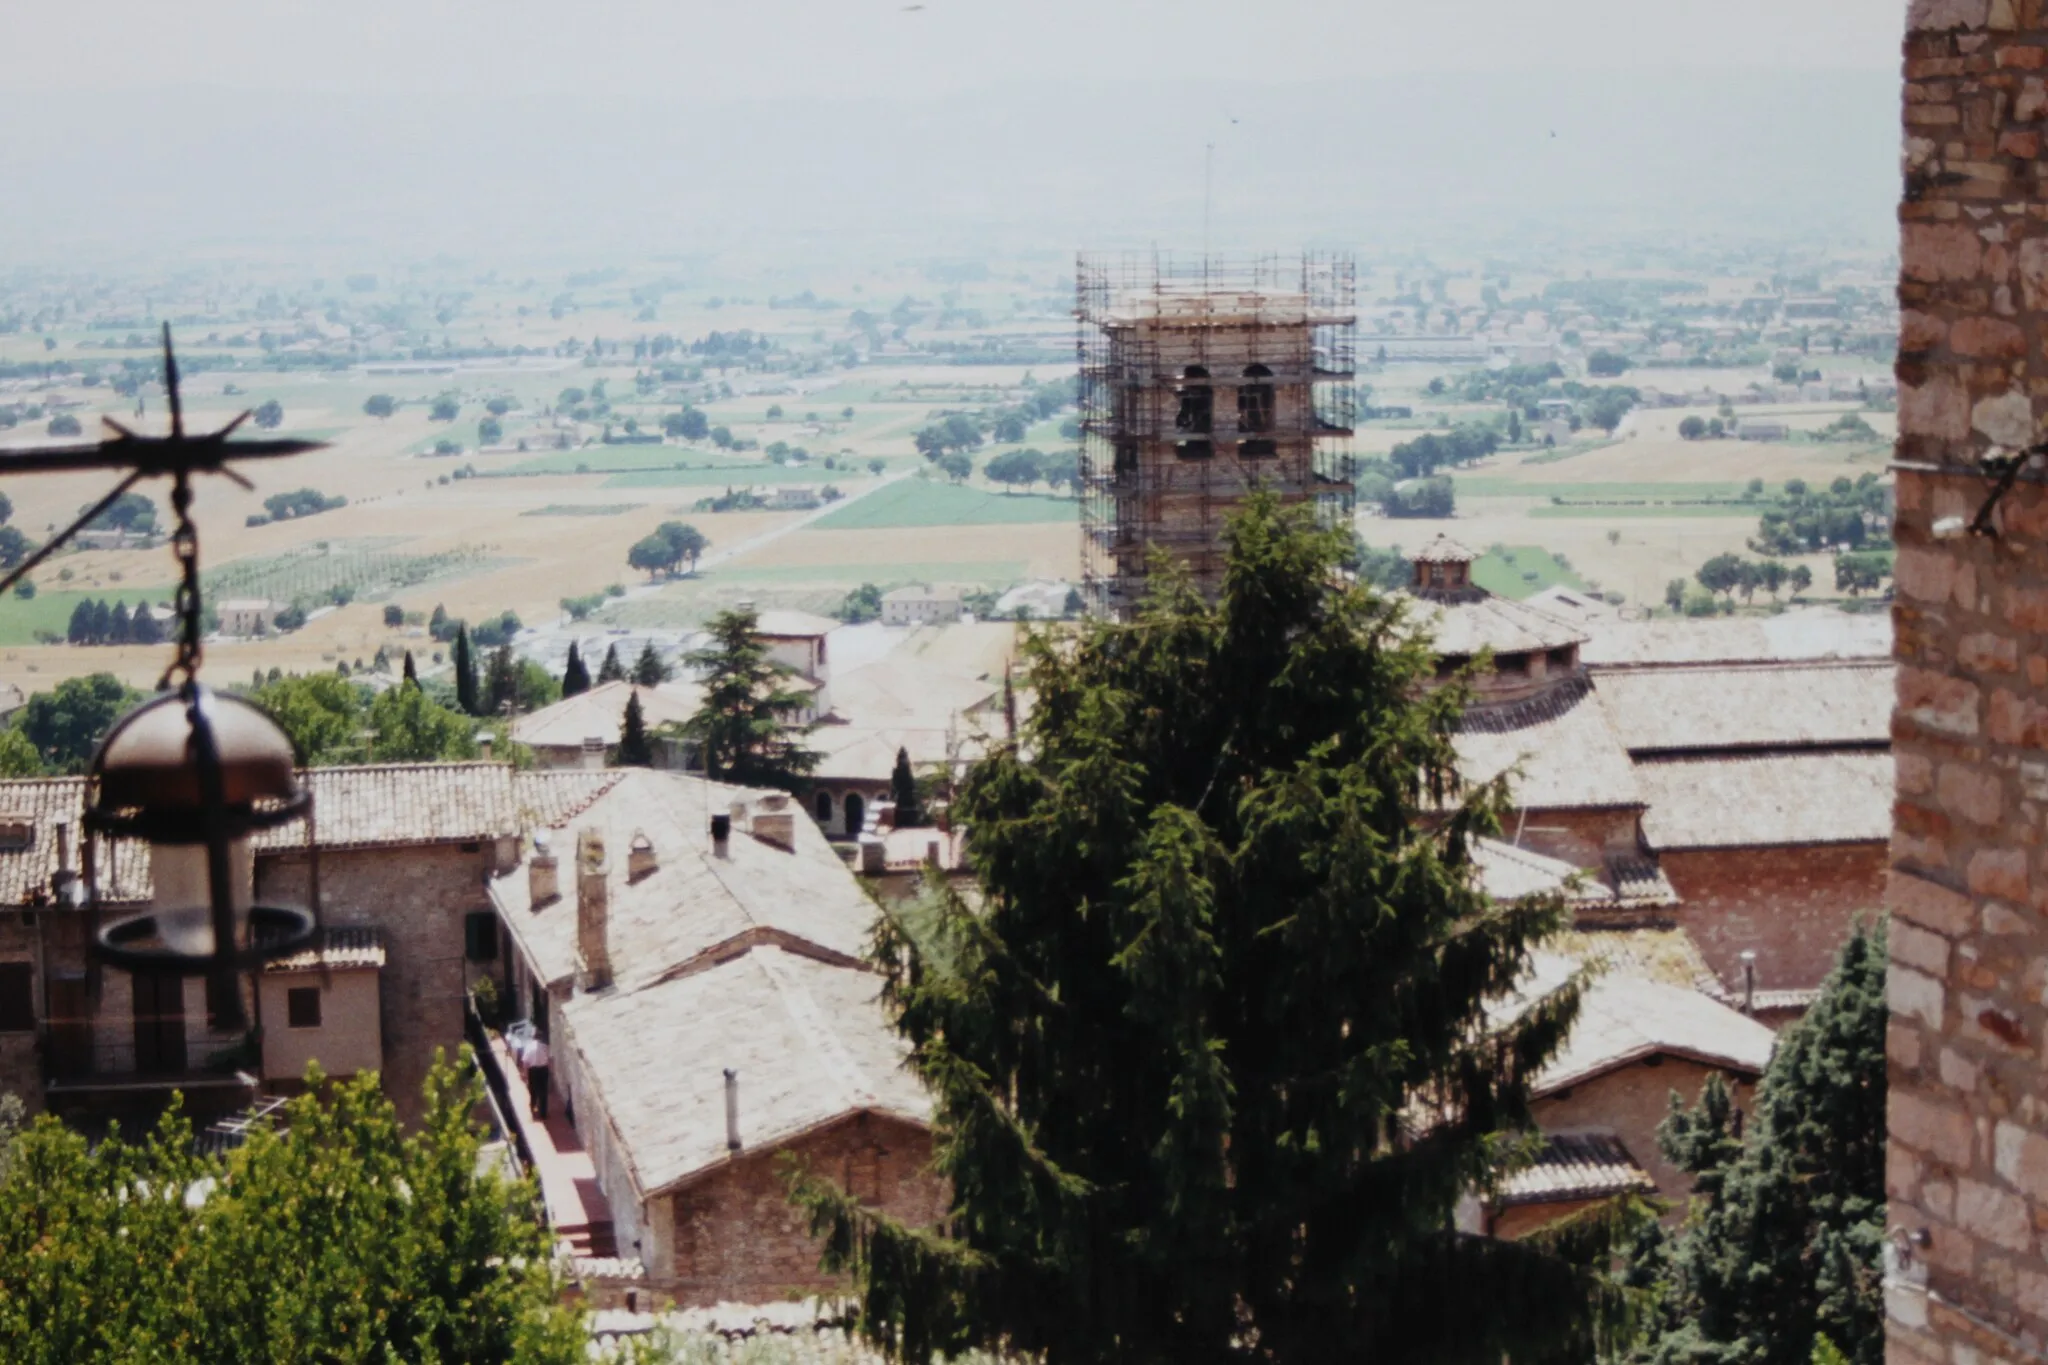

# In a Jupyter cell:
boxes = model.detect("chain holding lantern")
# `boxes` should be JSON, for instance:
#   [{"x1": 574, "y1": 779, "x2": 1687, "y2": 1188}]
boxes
[{"x1": 0, "y1": 326, "x2": 330, "y2": 1030}]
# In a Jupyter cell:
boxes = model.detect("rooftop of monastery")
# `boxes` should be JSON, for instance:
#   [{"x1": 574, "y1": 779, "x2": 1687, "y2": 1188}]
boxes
[
  {"x1": 1519, "y1": 958, "x2": 1777, "y2": 1096},
  {"x1": 1592, "y1": 661, "x2": 1891, "y2": 754},
  {"x1": 561, "y1": 944, "x2": 928, "y2": 1197},
  {"x1": 491, "y1": 769, "x2": 875, "y2": 991},
  {"x1": 1579, "y1": 608, "x2": 1889, "y2": 669},
  {"x1": 512, "y1": 681, "x2": 706, "y2": 751},
  {"x1": 1452, "y1": 679, "x2": 1643, "y2": 812},
  {"x1": 1635, "y1": 751, "x2": 1893, "y2": 851}
]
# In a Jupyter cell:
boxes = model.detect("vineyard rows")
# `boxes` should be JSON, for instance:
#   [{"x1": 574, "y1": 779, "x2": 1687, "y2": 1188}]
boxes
[{"x1": 204, "y1": 543, "x2": 495, "y2": 605}]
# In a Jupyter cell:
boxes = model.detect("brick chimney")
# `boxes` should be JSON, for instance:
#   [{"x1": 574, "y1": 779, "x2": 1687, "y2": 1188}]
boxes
[
  {"x1": 575, "y1": 828, "x2": 611, "y2": 990},
  {"x1": 749, "y1": 793, "x2": 797, "y2": 851},
  {"x1": 627, "y1": 830, "x2": 657, "y2": 882},
  {"x1": 528, "y1": 831, "x2": 560, "y2": 905}
]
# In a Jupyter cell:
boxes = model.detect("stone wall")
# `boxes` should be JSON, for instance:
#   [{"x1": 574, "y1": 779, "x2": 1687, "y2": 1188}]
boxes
[
  {"x1": 1658, "y1": 844, "x2": 1888, "y2": 991},
  {"x1": 1890, "y1": 3, "x2": 2048, "y2": 1358},
  {"x1": 660, "y1": 1112, "x2": 947, "y2": 1307},
  {"x1": 258, "y1": 842, "x2": 490, "y2": 1124}
]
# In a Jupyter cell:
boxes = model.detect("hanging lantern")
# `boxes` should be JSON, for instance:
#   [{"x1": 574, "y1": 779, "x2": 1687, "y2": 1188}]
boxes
[
  {"x1": 0, "y1": 326, "x2": 332, "y2": 1033},
  {"x1": 85, "y1": 686, "x2": 317, "y2": 983}
]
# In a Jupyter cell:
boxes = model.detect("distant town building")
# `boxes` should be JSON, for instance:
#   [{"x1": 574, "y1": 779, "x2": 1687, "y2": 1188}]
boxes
[
  {"x1": 880, "y1": 585, "x2": 962, "y2": 627},
  {"x1": 1734, "y1": 419, "x2": 1790, "y2": 442},
  {"x1": 511, "y1": 681, "x2": 705, "y2": 771},
  {"x1": 216, "y1": 599, "x2": 277, "y2": 636},
  {"x1": 768, "y1": 485, "x2": 819, "y2": 511}
]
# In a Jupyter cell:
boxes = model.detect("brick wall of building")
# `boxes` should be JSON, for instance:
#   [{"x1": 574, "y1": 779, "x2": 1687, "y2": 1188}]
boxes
[
  {"x1": 1659, "y1": 844, "x2": 1888, "y2": 992},
  {"x1": 1531, "y1": 1056, "x2": 1756, "y2": 1218},
  {"x1": 1513, "y1": 806, "x2": 1644, "y2": 872},
  {"x1": 1891, "y1": 4, "x2": 2048, "y2": 1359},
  {"x1": 258, "y1": 843, "x2": 489, "y2": 1124},
  {"x1": 658, "y1": 1112, "x2": 947, "y2": 1307}
]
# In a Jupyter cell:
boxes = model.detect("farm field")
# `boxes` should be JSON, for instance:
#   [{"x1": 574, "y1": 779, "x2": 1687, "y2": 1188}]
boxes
[{"x1": 810, "y1": 482, "x2": 1077, "y2": 529}]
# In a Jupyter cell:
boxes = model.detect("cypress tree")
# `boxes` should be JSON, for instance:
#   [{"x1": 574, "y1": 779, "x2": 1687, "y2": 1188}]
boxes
[
  {"x1": 483, "y1": 644, "x2": 519, "y2": 717},
  {"x1": 108, "y1": 601, "x2": 132, "y2": 644},
  {"x1": 1643, "y1": 921, "x2": 1888, "y2": 1365},
  {"x1": 66, "y1": 600, "x2": 92, "y2": 645},
  {"x1": 131, "y1": 604, "x2": 162, "y2": 645},
  {"x1": 87, "y1": 599, "x2": 111, "y2": 644},
  {"x1": 615, "y1": 690, "x2": 654, "y2": 767},
  {"x1": 681, "y1": 608, "x2": 819, "y2": 792},
  {"x1": 402, "y1": 650, "x2": 418, "y2": 685},
  {"x1": 631, "y1": 641, "x2": 671, "y2": 686},
  {"x1": 596, "y1": 643, "x2": 625, "y2": 684},
  {"x1": 792, "y1": 493, "x2": 1618, "y2": 1365},
  {"x1": 561, "y1": 642, "x2": 591, "y2": 697},
  {"x1": 452, "y1": 625, "x2": 478, "y2": 716},
  {"x1": 888, "y1": 745, "x2": 923, "y2": 827}
]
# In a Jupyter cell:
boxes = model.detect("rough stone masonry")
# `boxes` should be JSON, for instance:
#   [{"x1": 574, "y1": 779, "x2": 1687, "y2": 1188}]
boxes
[{"x1": 1892, "y1": 2, "x2": 2048, "y2": 1360}]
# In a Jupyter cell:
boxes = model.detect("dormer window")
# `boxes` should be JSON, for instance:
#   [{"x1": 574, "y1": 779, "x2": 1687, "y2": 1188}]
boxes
[{"x1": 0, "y1": 822, "x2": 31, "y2": 852}]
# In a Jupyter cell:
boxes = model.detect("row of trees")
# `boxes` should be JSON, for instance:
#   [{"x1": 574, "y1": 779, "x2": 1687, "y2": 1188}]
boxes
[
  {"x1": 1751, "y1": 475, "x2": 1890, "y2": 556},
  {"x1": 64, "y1": 598, "x2": 166, "y2": 646},
  {"x1": 1688, "y1": 553, "x2": 1814, "y2": 605},
  {"x1": 983, "y1": 447, "x2": 1079, "y2": 494}
]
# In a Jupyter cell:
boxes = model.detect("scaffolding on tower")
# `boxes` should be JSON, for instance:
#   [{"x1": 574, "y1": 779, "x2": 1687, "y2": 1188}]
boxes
[{"x1": 1075, "y1": 252, "x2": 1357, "y2": 617}]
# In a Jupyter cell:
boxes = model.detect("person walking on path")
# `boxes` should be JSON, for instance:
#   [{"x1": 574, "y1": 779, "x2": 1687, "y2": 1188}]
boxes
[{"x1": 523, "y1": 1032, "x2": 552, "y2": 1119}]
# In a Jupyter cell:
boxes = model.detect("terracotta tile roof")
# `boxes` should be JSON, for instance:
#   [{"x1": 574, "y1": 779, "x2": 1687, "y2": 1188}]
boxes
[
  {"x1": 0, "y1": 766, "x2": 624, "y2": 907},
  {"x1": 1409, "y1": 592, "x2": 1589, "y2": 656},
  {"x1": 1635, "y1": 751, "x2": 1892, "y2": 850},
  {"x1": 1497, "y1": 1132, "x2": 1657, "y2": 1207},
  {"x1": 752, "y1": 609, "x2": 840, "y2": 639},
  {"x1": 511, "y1": 682, "x2": 704, "y2": 751},
  {"x1": 1454, "y1": 678, "x2": 1643, "y2": 811},
  {"x1": 1592, "y1": 661, "x2": 1892, "y2": 754},
  {"x1": 1469, "y1": 839, "x2": 1676, "y2": 911},
  {"x1": 1580, "y1": 608, "x2": 1889, "y2": 669},
  {"x1": 492, "y1": 770, "x2": 875, "y2": 991},
  {"x1": 264, "y1": 927, "x2": 386, "y2": 973},
  {"x1": 1412, "y1": 533, "x2": 1479, "y2": 565},
  {"x1": 1515, "y1": 958, "x2": 1777, "y2": 1096},
  {"x1": 560, "y1": 945, "x2": 929, "y2": 1197},
  {"x1": 0, "y1": 778, "x2": 149, "y2": 906}
]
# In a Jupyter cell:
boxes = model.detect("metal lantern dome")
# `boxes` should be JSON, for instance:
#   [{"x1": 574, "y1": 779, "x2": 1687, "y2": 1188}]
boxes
[
  {"x1": 84, "y1": 686, "x2": 317, "y2": 974},
  {"x1": 0, "y1": 325, "x2": 331, "y2": 1033}
]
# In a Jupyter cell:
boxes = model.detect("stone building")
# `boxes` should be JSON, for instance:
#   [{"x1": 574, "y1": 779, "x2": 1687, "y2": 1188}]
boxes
[
  {"x1": 511, "y1": 680, "x2": 705, "y2": 771},
  {"x1": 486, "y1": 768, "x2": 942, "y2": 1304},
  {"x1": 1886, "y1": 6, "x2": 2048, "y2": 1361},
  {"x1": 0, "y1": 764, "x2": 616, "y2": 1126},
  {"x1": 1075, "y1": 253, "x2": 1357, "y2": 613}
]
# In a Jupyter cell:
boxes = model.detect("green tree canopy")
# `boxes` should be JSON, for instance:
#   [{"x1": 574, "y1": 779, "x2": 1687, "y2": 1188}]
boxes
[
  {"x1": 368, "y1": 680, "x2": 477, "y2": 762},
  {"x1": 597, "y1": 643, "x2": 626, "y2": 684},
  {"x1": 17, "y1": 674, "x2": 140, "y2": 773},
  {"x1": 631, "y1": 641, "x2": 672, "y2": 687},
  {"x1": 682, "y1": 608, "x2": 818, "y2": 792},
  {"x1": 888, "y1": 745, "x2": 925, "y2": 827},
  {"x1": 0, "y1": 728, "x2": 43, "y2": 778},
  {"x1": 1638, "y1": 922, "x2": 1887, "y2": 1365},
  {"x1": 252, "y1": 399, "x2": 284, "y2": 429},
  {"x1": 251, "y1": 673, "x2": 369, "y2": 766},
  {"x1": 0, "y1": 1058, "x2": 582, "y2": 1364},
  {"x1": 453, "y1": 624, "x2": 479, "y2": 716},
  {"x1": 793, "y1": 495, "x2": 1618, "y2": 1365},
  {"x1": 363, "y1": 394, "x2": 397, "y2": 419}
]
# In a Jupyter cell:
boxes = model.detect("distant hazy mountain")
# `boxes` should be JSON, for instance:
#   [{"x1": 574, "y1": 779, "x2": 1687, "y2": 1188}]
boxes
[{"x1": 0, "y1": 68, "x2": 1895, "y2": 267}]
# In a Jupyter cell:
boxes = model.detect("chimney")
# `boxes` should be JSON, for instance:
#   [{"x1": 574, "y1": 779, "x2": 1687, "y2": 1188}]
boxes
[
  {"x1": 749, "y1": 793, "x2": 796, "y2": 851},
  {"x1": 576, "y1": 828, "x2": 612, "y2": 990},
  {"x1": 581, "y1": 736, "x2": 606, "y2": 771},
  {"x1": 1739, "y1": 950, "x2": 1757, "y2": 1014},
  {"x1": 710, "y1": 812, "x2": 731, "y2": 859},
  {"x1": 857, "y1": 833, "x2": 886, "y2": 875},
  {"x1": 529, "y1": 831, "x2": 560, "y2": 905},
  {"x1": 478, "y1": 732, "x2": 494, "y2": 762},
  {"x1": 50, "y1": 821, "x2": 76, "y2": 898},
  {"x1": 724, "y1": 1068, "x2": 741, "y2": 1152},
  {"x1": 627, "y1": 830, "x2": 657, "y2": 881}
]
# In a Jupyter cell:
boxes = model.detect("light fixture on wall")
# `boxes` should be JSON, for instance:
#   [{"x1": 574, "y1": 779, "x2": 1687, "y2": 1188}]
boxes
[{"x1": 0, "y1": 327, "x2": 330, "y2": 1029}]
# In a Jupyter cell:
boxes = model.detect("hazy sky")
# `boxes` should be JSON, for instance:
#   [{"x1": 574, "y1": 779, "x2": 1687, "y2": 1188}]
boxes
[{"x1": 3, "y1": 0, "x2": 1901, "y2": 99}]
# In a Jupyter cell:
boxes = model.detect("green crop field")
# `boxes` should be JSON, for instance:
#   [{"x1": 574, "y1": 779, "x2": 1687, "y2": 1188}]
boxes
[
  {"x1": 1454, "y1": 478, "x2": 1747, "y2": 499},
  {"x1": 519, "y1": 504, "x2": 643, "y2": 517},
  {"x1": 1526, "y1": 504, "x2": 1761, "y2": 519},
  {"x1": 604, "y1": 464, "x2": 834, "y2": 488},
  {"x1": 1471, "y1": 545, "x2": 1588, "y2": 599},
  {"x1": 0, "y1": 586, "x2": 174, "y2": 646},
  {"x1": 504, "y1": 446, "x2": 743, "y2": 475},
  {"x1": 809, "y1": 480, "x2": 1078, "y2": 529}
]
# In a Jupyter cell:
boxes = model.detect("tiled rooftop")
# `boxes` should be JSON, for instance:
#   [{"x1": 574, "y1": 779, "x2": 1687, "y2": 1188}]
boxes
[
  {"x1": 1635, "y1": 751, "x2": 1892, "y2": 850},
  {"x1": 1497, "y1": 1132, "x2": 1657, "y2": 1207}
]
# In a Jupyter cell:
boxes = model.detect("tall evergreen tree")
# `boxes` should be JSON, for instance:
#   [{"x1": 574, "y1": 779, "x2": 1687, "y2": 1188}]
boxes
[
  {"x1": 402, "y1": 650, "x2": 418, "y2": 685},
  {"x1": 1642, "y1": 921, "x2": 1888, "y2": 1365},
  {"x1": 107, "y1": 601, "x2": 132, "y2": 644},
  {"x1": 792, "y1": 494, "x2": 1616, "y2": 1365},
  {"x1": 889, "y1": 745, "x2": 924, "y2": 827},
  {"x1": 452, "y1": 625, "x2": 479, "y2": 716},
  {"x1": 483, "y1": 644, "x2": 519, "y2": 717},
  {"x1": 66, "y1": 600, "x2": 92, "y2": 645},
  {"x1": 631, "y1": 641, "x2": 672, "y2": 686},
  {"x1": 87, "y1": 599, "x2": 111, "y2": 643},
  {"x1": 615, "y1": 691, "x2": 654, "y2": 767},
  {"x1": 681, "y1": 608, "x2": 818, "y2": 792},
  {"x1": 560, "y1": 642, "x2": 591, "y2": 698},
  {"x1": 130, "y1": 604, "x2": 162, "y2": 646},
  {"x1": 596, "y1": 643, "x2": 626, "y2": 684}
]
